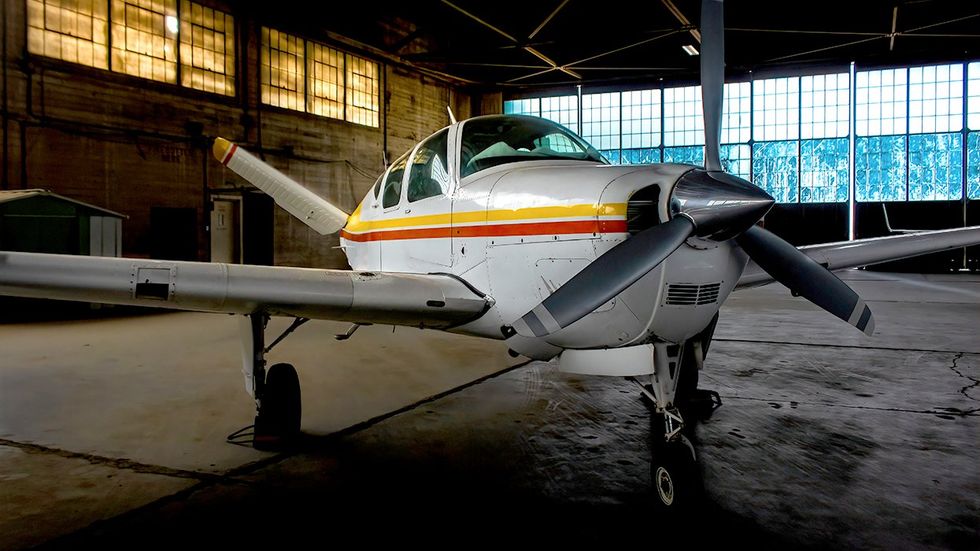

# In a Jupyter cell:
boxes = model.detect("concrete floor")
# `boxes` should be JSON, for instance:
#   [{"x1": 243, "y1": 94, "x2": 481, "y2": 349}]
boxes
[{"x1": 0, "y1": 270, "x2": 977, "y2": 549}]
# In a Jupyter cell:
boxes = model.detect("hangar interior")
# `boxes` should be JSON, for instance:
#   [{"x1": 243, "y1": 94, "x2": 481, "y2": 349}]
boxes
[{"x1": 0, "y1": 0, "x2": 978, "y2": 548}]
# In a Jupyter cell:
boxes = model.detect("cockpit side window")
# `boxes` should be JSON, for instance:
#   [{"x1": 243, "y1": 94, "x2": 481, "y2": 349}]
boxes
[
  {"x1": 407, "y1": 129, "x2": 450, "y2": 203},
  {"x1": 459, "y1": 115, "x2": 605, "y2": 179},
  {"x1": 382, "y1": 154, "x2": 408, "y2": 209}
]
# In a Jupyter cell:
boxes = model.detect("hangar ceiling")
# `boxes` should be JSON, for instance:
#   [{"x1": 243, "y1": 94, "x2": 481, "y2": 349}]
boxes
[{"x1": 270, "y1": 0, "x2": 980, "y2": 90}]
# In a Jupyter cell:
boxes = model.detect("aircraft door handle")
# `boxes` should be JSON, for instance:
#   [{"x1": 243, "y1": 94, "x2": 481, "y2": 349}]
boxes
[{"x1": 404, "y1": 209, "x2": 412, "y2": 214}]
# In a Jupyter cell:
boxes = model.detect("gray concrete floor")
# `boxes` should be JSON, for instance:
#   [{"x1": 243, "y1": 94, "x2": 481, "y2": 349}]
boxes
[{"x1": 0, "y1": 270, "x2": 977, "y2": 549}]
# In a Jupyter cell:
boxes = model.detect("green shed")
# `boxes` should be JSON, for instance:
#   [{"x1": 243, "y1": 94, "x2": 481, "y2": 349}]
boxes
[{"x1": 0, "y1": 189, "x2": 126, "y2": 257}]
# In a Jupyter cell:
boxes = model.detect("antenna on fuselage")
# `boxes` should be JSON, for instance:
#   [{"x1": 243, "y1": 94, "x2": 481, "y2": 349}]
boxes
[{"x1": 447, "y1": 105, "x2": 457, "y2": 125}]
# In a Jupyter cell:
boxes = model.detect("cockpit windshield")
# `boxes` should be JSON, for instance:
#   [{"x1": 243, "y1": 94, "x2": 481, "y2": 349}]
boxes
[{"x1": 460, "y1": 115, "x2": 606, "y2": 179}]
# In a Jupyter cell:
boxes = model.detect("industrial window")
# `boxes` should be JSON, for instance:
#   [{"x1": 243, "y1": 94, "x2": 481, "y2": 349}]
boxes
[
  {"x1": 178, "y1": 0, "x2": 234, "y2": 95},
  {"x1": 503, "y1": 98, "x2": 540, "y2": 116},
  {"x1": 856, "y1": 68, "x2": 907, "y2": 136},
  {"x1": 582, "y1": 93, "x2": 620, "y2": 151},
  {"x1": 540, "y1": 95, "x2": 579, "y2": 134},
  {"x1": 855, "y1": 135, "x2": 906, "y2": 201},
  {"x1": 110, "y1": 0, "x2": 178, "y2": 83},
  {"x1": 664, "y1": 86, "x2": 704, "y2": 146},
  {"x1": 968, "y1": 132, "x2": 980, "y2": 199},
  {"x1": 908, "y1": 133, "x2": 962, "y2": 201},
  {"x1": 753, "y1": 77, "x2": 799, "y2": 142},
  {"x1": 908, "y1": 64, "x2": 962, "y2": 134},
  {"x1": 260, "y1": 27, "x2": 304, "y2": 111},
  {"x1": 720, "y1": 144, "x2": 750, "y2": 180},
  {"x1": 721, "y1": 82, "x2": 751, "y2": 144},
  {"x1": 307, "y1": 42, "x2": 344, "y2": 119},
  {"x1": 27, "y1": 0, "x2": 109, "y2": 69},
  {"x1": 753, "y1": 141, "x2": 799, "y2": 203},
  {"x1": 663, "y1": 145, "x2": 704, "y2": 166},
  {"x1": 599, "y1": 149, "x2": 621, "y2": 164},
  {"x1": 621, "y1": 148, "x2": 661, "y2": 165},
  {"x1": 800, "y1": 138, "x2": 848, "y2": 203},
  {"x1": 801, "y1": 73, "x2": 849, "y2": 139},
  {"x1": 345, "y1": 54, "x2": 379, "y2": 127},
  {"x1": 969, "y1": 62, "x2": 980, "y2": 131},
  {"x1": 621, "y1": 89, "x2": 661, "y2": 149}
]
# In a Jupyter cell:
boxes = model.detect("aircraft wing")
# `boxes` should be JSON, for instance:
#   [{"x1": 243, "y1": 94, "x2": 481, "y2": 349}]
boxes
[
  {"x1": 737, "y1": 226, "x2": 980, "y2": 289},
  {"x1": 0, "y1": 251, "x2": 490, "y2": 329}
]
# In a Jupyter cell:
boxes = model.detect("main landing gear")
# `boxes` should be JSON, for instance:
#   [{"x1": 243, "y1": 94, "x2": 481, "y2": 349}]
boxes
[
  {"x1": 237, "y1": 313, "x2": 306, "y2": 450},
  {"x1": 629, "y1": 317, "x2": 722, "y2": 510}
]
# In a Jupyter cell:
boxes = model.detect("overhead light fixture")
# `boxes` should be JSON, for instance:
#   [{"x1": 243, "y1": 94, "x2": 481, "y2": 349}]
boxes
[
  {"x1": 165, "y1": 15, "x2": 179, "y2": 34},
  {"x1": 682, "y1": 44, "x2": 699, "y2": 56}
]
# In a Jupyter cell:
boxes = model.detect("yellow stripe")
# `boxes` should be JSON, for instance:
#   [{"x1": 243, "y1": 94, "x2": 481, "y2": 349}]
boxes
[{"x1": 344, "y1": 202, "x2": 627, "y2": 234}]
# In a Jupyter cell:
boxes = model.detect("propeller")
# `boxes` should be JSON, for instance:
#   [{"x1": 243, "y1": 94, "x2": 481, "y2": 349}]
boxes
[{"x1": 507, "y1": 0, "x2": 875, "y2": 339}]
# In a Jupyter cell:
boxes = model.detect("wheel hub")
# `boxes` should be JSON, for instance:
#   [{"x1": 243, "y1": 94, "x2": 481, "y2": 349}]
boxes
[{"x1": 655, "y1": 466, "x2": 674, "y2": 506}]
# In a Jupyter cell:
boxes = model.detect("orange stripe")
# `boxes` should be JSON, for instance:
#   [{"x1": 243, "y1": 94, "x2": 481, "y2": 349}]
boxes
[{"x1": 340, "y1": 220, "x2": 627, "y2": 243}]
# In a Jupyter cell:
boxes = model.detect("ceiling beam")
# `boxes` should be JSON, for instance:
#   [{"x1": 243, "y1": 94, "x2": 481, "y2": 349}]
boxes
[
  {"x1": 528, "y1": 0, "x2": 571, "y2": 40},
  {"x1": 661, "y1": 0, "x2": 701, "y2": 43}
]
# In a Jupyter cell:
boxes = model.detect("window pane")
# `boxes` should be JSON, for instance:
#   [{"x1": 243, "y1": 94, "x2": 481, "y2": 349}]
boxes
[
  {"x1": 540, "y1": 95, "x2": 579, "y2": 134},
  {"x1": 307, "y1": 41, "x2": 343, "y2": 119},
  {"x1": 969, "y1": 63, "x2": 980, "y2": 131},
  {"x1": 382, "y1": 154, "x2": 408, "y2": 209},
  {"x1": 621, "y1": 89, "x2": 661, "y2": 148},
  {"x1": 908, "y1": 133, "x2": 962, "y2": 200},
  {"x1": 503, "y1": 98, "x2": 539, "y2": 116},
  {"x1": 28, "y1": 0, "x2": 109, "y2": 69},
  {"x1": 855, "y1": 135, "x2": 907, "y2": 201},
  {"x1": 663, "y1": 85, "x2": 704, "y2": 146},
  {"x1": 582, "y1": 92, "x2": 621, "y2": 150},
  {"x1": 407, "y1": 130, "x2": 450, "y2": 202},
  {"x1": 345, "y1": 53, "x2": 379, "y2": 127},
  {"x1": 599, "y1": 149, "x2": 621, "y2": 164},
  {"x1": 753, "y1": 77, "x2": 800, "y2": 141},
  {"x1": 752, "y1": 140, "x2": 799, "y2": 203},
  {"x1": 969, "y1": 132, "x2": 980, "y2": 199},
  {"x1": 908, "y1": 64, "x2": 963, "y2": 134},
  {"x1": 800, "y1": 138, "x2": 848, "y2": 203},
  {"x1": 179, "y1": 0, "x2": 234, "y2": 95},
  {"x1": 856, "y1": 68, "x2": 907, "y2": 136},
  {"x1": 720, "y1": 144, "x2": 751, "y2": 180},
  {"x1": 801, "y1": 73, "x2": 849, "y2": 139},
  {"x1": 663, "y1": 145, "x2": 704, "y2": 166},
  {"x1": 621, "y1": 148, "x2": 661, "y2": 165},
  {"x1": 722, "y1": 82, "x2": 751, "y2": 144},
  {"x1": 260, "y1": 26, "x2": 304, "y2": 111},
  {"x1": 110, "y1": 0, "x2": 177, "y2": 82}
]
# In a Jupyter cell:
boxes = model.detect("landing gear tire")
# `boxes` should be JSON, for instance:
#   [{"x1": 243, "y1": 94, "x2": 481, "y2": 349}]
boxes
[
  {"x1": 253, "y1": 363, "x2": 302, "y2": 450},
  {"x1": 651, "y1": 437, "x2": 701, "y2": 512}
]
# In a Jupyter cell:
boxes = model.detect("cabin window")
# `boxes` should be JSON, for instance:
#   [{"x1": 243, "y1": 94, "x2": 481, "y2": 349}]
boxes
[
  {"x1": 407, "y1": 129, "x2": 450, "y2": 202},
  {"x1": 382, "y1": 155, "x2": 408, "y2": 209}
]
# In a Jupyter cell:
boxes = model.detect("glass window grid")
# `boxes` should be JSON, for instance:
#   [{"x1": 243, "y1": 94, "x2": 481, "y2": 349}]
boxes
[
  {"x1": 801, "y1": 73, "x2": 849, "y2": 139},
  {"x1": 345, "y1": 53, "x2": 379, "y2": 127},
  {"x1": 856, "y1": 135, "x2": 907, "y2": 201},
  {"x1": 720, "y1": 144, "x2": 750, "y2": 180},
  {"x1": 582, "y1": 92, "x2": 621, "y2": 150},
  {"x1": 856, "y1": 68, "x2": 908, "y2": 136},
  {"x1": 722, "y1": 82, "x2": 751, "y2": 144},
  {"x1": 621, "y1": 89, "x2": 661, "y2": 149},
  {"x1": 307, "y1": 41, "x2": 343, "y2": 119},
  {"x1": 968, "y1": 132, "x2": 980, "y2": 199},
  {"x1": 753, "y1": 77, "x2": 800, "y2": 141},
  {"x1": 909, "y1": 64, "x2": 963, "y2": 134},
  {"x1": 503, "y1": 98, "x2": 540, "y2": 116},
  {"x1": 260, "y1": 26, "x2": 304, "y2": 111},
  {"x1": 27, "y1": 0, "x2": 110, "y2": 69},
  {"x1": 663, "y1": 85, "x2": 704, "y2": 146},
  {"x1": 110, "y1": 0, "x2": 178, "y2": 83},
  {"x1": 969, "y1": 63, "x2": 980, "y2": 131},
  {"x1": 908, "y1": 133, "x2": 963, "y2": 200},
  {"x1": 540, "y1": 95, "x2": 579, "y2": 134},
  {"x1": 800, "y1": 138, "x2": 849, "y2": 202},
  {"x1": 753, "y1": 140, "x2": 799, "y2": 203},
  {"x1": 179, "y1": 0, "x2": 234, "y2": 96}
]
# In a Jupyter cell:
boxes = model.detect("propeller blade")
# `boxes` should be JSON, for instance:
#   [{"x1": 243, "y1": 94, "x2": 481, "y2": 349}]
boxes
[
  {"x1": 509, "y1": 216, "x2": 695, "y2": 338},
  {"x1": 701, "y1": 0, "x2": 724, "y2": 172},
  {"x1": 736, "y1": 225, "x2": 875, "y2": 335}
]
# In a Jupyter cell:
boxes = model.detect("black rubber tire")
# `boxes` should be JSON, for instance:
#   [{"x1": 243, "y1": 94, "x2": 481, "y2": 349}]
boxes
[
  {"x1": 651, "y1": 439, "x2": 702, "y2": 512},
  {"x1": 254, "y1": 363, "x2": 302, "y2": 450}
]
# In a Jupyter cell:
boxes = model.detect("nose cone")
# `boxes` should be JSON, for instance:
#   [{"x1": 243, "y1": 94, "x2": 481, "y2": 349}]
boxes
[{"x1": 670, "y1": 170, "x2": 775, "y2": 240}]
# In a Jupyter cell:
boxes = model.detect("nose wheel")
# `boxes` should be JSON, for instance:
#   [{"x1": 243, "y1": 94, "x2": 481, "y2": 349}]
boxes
[
  {"x1": 651, "y1": 436, "x2": 702, "y2": 510},
  {"x1": 254, "y1": 362, "x2": 302, "y2": 450}
]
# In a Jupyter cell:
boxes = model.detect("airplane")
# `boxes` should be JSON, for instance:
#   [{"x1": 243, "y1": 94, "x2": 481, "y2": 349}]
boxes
[{"x1": 2, "y1": 0, "x2": 980, "y2": 509}]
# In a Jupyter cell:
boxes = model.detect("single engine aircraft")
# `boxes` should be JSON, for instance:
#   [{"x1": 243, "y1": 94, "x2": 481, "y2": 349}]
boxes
[{"x1": 2, "y1": 0, "x2": 980, "y2": 508}]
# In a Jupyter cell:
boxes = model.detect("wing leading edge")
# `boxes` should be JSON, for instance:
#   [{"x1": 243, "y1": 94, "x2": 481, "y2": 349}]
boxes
[
  {"x1": 0, "y1": 251, "x2": 489, "y2": 329},
  {"x1": 737, "y1": 226, "x2": 980, "y2": 289}
]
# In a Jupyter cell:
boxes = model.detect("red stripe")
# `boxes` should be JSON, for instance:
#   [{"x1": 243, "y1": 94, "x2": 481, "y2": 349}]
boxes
[
  {"x1": 340, "y1": 220, "x2": 628, "y2": 243},
  {"x1": 222, "y1": 143, "x2": 238, "y2": 166}
]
